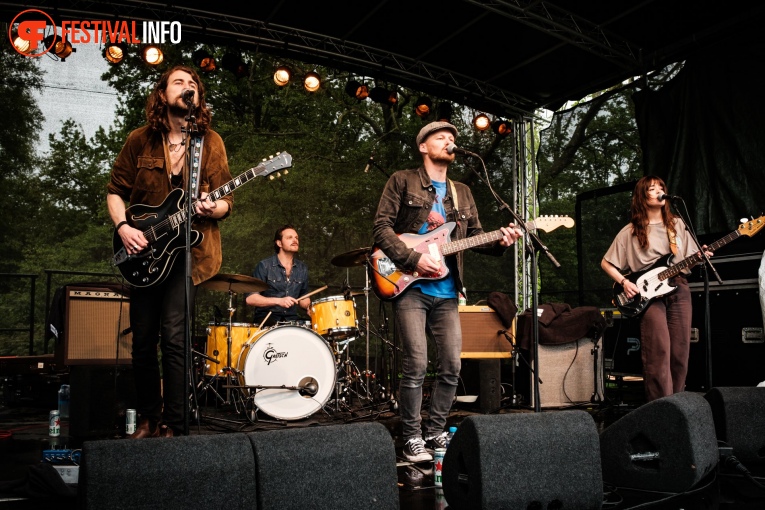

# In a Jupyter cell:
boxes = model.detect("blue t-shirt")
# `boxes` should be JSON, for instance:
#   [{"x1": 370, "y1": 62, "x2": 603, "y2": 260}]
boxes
[{"x1": 413, "y1": 180, "x2": 458, "y2": 299}]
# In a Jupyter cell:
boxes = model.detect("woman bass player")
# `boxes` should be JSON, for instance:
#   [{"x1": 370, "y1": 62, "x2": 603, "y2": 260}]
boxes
[{"x1": 601, "y1": 175, "x2": 713, "y2": 402}]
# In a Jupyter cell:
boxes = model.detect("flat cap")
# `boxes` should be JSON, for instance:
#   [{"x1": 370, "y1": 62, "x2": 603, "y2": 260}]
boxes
[{"x1": 416, "y1": 121, "x2": 458, "y2": 145}]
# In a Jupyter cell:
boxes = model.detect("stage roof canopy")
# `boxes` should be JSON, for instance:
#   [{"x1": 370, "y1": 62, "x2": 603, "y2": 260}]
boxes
[{"x1": 5, "y1": 0, "x2": 763, "y2": 116}]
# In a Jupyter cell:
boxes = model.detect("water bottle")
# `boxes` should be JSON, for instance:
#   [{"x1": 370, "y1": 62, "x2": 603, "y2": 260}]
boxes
[
  {"x1": 458, "y1": 287, "x2": 467, "y2": 306},
  {"x1": 58, "y1": 384, "x2": 70, "y2": 419},
  {"x1": 445, "y1": 425, "x2": 457, "y2": 448}
]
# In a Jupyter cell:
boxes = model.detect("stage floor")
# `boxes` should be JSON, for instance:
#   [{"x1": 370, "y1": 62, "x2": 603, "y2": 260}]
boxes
[{"x1": 1, "y1": 379, "x2": 764, "y2": 509}]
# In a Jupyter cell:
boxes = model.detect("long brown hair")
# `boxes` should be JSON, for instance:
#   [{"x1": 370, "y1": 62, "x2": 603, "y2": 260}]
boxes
[
  {"x1": 145, "y1": 65, "x2": 212, "y2": 135},
  {"x1": 630, "y1": 175, "x2": 677, "y2": 248}
]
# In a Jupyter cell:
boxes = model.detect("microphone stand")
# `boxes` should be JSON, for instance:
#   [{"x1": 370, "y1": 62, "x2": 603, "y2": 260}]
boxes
[
  {"x1": 465, "y1": 155, "x2": 560, "y2": 413},
  {"x1": 668, "y1": 197, "x2": 722, "y2": 390},
  {"x1": 183, "y1": 98, "x2": 199, "y2": 435}
]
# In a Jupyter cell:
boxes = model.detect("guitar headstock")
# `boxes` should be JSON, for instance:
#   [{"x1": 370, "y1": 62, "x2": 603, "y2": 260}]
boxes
[
  {"x1": 255, "y1": 152, "x2": 293, "y2": 179},
  {"x1": 738, "y1": 215, "x2": 765, "y2": 237},
  {"x1": 528, "y1": 215, "x2": 575, "y2": 233}
]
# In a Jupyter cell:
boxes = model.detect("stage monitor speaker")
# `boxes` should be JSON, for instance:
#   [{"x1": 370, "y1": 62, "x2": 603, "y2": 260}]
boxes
[
  {"x1": 600, "y1": 391, "x2": 719, "y2": 493},
  {"x1": 442, "y1": 411, "x2": 602, "y2": 510},
  {"x1": 530, "y1": 335, "x2": 604, "y2": 408},
  {"x1": 247, "y1": 422, "x2": 399, "y2": 510},
  {"x1": 64, "y1": 286, "x2": 132, "y2": 365},
  {"x1": 458, "y1": 305, "x2": 514, "y2": 358},
  {"x1": 705, "y1": 386, "x2": 765, "y2": 466},
  {"x1": 80, "y1": 433, "x2": 256, "y2": 509},
  {"x1": 68, "y1": 365, "x2": 136, "y2": 438}
]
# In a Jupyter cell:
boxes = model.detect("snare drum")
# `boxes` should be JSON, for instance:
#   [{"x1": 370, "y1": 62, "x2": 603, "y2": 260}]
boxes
[
  {"x1": 236, "y1": 325, "x2": 336, "y2": 420},
  {"x1": 309, "y1": 295, "x2": 358, "y2": 340},
  {"x1": 205, "y1": 323, "x2": 258, "y2": 377}
]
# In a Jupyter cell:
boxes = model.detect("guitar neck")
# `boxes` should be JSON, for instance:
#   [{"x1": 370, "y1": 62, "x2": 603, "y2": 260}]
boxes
[
  {"x1": 659, "y1": 230, "x2": 740, "y2": 279},
  {"x1": 440, "y1": 229, "x2": 505, "y2": 256},
  {"x1": 168, "y1": 163, "x2": 274, "y2": 228}
]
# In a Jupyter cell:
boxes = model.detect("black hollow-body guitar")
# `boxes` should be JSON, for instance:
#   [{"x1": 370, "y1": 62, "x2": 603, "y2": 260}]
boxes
[
  {"x1": 612, "y1": 216, "x2": 764, "y2": 317},
  {"x1": 112, "y1": 152, "x2": 292, "y2": 287}
]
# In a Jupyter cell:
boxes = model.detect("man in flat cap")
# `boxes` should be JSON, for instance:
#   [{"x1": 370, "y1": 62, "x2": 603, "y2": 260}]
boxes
[{"x1": 372, "y1": 121, "x2": 522, "y2": 462}]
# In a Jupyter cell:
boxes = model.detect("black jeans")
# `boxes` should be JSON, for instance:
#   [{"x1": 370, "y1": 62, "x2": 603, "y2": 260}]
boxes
[{"x1": 129, "y1": 261, "x2": 197, "y2": 430}]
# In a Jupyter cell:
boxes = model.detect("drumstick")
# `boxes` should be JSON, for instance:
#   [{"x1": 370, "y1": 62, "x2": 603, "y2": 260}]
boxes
[
  {"x1": 298, "y1": 285, "x2": 328, "y2": 302},
  {"x1": 257, "y1": 311, "x2": 272, "y2": 331}
]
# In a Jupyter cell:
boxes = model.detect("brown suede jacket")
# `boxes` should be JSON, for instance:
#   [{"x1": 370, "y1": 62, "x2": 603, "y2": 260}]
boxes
[
  {"x1": 107, "y1": 125, "x2": 234, "y2": 285},
  {"x1": 372, "y1": 166, "x2": 505, "y2": 294}
]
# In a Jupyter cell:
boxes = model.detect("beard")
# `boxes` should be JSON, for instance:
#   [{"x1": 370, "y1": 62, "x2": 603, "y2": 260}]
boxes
[
  {"x1": 430, "y1": 152, "x2": 455, "y2": 165},
  {"x1": 168, "y1": 102, "x2": 192, "y2": 117}
]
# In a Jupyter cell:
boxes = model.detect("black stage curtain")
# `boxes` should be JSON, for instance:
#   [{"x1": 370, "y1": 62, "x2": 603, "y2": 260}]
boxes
[{"x1": 634, "y1": 34, "x2": 765, "y2": 236}]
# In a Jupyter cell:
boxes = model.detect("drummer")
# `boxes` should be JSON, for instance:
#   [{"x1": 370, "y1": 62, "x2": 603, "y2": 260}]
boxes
[{"x1": 245, "y1": 224, "x2": 310, "y2": 327}]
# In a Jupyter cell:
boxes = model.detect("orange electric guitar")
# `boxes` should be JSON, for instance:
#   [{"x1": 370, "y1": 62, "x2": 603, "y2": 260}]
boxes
[{"x1": 370, "y1": 215, "x2": 574, "y2": 300}]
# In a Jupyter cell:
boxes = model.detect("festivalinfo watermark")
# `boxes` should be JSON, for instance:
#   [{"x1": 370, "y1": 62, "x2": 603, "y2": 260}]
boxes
[{"x1": 8, "y1": 8, "x2": 182, "y2": 57}]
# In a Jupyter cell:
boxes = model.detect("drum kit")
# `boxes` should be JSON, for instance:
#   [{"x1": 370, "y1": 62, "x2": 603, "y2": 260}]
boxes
[{"x1": 193, "y1": 246, "x2": 392, "y2": 423}]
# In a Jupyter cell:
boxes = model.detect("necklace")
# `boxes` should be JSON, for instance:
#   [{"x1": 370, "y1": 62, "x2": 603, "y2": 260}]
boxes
[{"x1": 168, "y1": 138, "x2": 185, "y2": 153}]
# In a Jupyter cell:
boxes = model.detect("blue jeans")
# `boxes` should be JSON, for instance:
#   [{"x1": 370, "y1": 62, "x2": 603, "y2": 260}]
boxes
[{"x1": 394, "y1": 288, "x2": 462, "y2": 439}]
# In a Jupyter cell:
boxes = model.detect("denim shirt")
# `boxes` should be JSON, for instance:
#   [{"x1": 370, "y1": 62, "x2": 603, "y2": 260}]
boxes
[
  {"x1": 250, "y1": 254, "x2": 309, "y2": 323},
  {"x1": 372, "y1": 166, "x2": 505, "y2": 294}
]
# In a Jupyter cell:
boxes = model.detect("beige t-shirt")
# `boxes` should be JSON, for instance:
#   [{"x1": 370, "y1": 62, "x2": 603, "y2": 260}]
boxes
[{"x1": 603, "y1": 218, "x2": 700, "y2": 273}]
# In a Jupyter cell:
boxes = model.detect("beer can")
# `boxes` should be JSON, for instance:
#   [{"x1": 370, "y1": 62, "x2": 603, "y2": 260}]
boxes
[
  {"x1": 49, "y1": 410, "x2": 61, "y2": 437},
  {"x1": 433, "y1": 448, "x2": 446, "y2": 487},
  {"x1": 434, "y1": 488, "x2": 448, "y2": 510},
  {"x1": 126, "y1": 409, "x2": 137, "y2": 435}
]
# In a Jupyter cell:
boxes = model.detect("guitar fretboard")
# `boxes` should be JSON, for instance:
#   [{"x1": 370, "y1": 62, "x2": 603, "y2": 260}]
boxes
[
  {"x1": 440, "y1": 229, "x2": 505, "y2": 256},
  {"x1": 160, "y1": 154, "x2": 290, "y2": 240},
  {"x1": 658, "y1": 230, "x2": 740, "y2": 280}
]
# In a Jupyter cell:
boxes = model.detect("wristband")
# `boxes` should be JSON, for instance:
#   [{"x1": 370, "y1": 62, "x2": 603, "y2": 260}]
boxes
[
  {"x1": 620, "y1": 277, "x2": 628, "y2": 287},
  {"x1": 115, "y1": 220, "x2": 128, "y2": 231}
]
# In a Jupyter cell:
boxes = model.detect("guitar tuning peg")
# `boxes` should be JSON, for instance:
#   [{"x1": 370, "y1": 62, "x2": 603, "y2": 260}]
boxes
[
  {"x1": 283, "y1": 169, "x2": 289, "y2": 175},
  {"x1": 269, "y1": 174, "x2": 275, "y2": 180}
]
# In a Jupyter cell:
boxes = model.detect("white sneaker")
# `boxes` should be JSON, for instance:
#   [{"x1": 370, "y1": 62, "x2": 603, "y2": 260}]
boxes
[{"x1": 402, "y1": 437, "x2": 433, "y2": 462}]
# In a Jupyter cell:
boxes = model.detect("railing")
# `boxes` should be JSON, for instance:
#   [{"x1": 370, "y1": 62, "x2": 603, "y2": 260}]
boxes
[{"x1": 0, "y1": 273, "x2": 37, "y2": 355}]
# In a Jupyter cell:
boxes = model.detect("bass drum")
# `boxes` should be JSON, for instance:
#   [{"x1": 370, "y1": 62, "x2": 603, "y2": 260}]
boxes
[{"x1": 236, "y1": 325, "x2": 336, "y2": 420}]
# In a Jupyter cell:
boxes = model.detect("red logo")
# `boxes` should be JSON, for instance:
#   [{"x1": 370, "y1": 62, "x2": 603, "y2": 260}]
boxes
[{"x1": 8, "y1": 9, "x2": 56, "y2": 57}]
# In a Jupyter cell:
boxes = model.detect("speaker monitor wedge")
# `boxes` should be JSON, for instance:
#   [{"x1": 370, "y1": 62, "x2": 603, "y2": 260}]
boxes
[
  {"x1": 80, "y1": 433, "x2": 256, "y2": 509},
  {"x1": 704, "y1": 386, "x2": 765, "y2": 466},
  {"x1": 599, "y1": 391, "x2": 719, "y2": 493},
  {"x1": 247, "y1": 422, "x2": 399, "y2": 510},
  {"x1": 442, "y1": 411, "x2": 602, "y2": 510}
]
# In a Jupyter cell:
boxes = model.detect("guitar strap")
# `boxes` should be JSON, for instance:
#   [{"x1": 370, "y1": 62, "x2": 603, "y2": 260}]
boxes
[
  {"x1": 188, "y1": 135, "x2": 205, "y2": 199},
  {"x1": 666, "y1": 226, "x2": 678, "y2": 256},
  {"x1": 448, "y1": 179, "x2": 459, "y2": 222}
]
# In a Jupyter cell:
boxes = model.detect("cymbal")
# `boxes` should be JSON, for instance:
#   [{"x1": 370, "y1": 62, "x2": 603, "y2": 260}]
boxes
[
  {"x1": 331, "y1": 247, "x2": 371, "y2": 267},
  {"x1": 202, "y1": 273, "x2": 268, "y2": 293}
]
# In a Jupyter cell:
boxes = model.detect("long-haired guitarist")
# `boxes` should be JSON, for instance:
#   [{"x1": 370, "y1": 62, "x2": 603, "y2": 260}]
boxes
[
  {"x1": 106, "y1": 65, "x2": 234, "y2": 438},
  {"x1": 601, "y1": 176, "x2": 712, "y2": 402},
  {"x1": 372, "y1": 121, "x2": 522, "y2": 463}
]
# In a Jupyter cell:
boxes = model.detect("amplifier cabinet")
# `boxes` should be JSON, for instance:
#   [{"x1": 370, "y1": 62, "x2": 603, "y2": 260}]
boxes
[
  {"x1": 686, "y1": 283, "x2": 764, "y2": 391},
  {"x1": 64, "y1": 287, "x2": 132, "y2": 365},
  {"x1": 531, "y1": 335, "x2": 604, "y2": 408},
  {"x1": 458, "y1": 305, "x2": 515, "y2": 358}
]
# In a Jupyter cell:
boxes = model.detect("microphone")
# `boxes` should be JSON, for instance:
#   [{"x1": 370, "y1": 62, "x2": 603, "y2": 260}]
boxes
[
  {"x1": 446, "y1": 143, "x2": 479, "y2": 157},
  {"x1": 659, "y1": 193, "x2": 682, "y2": 201},
  {"x1": 364, "y1": 151, "x2": 374, "y2": 173},
  {"x1": 181, "y1": 89, "x2": 195, "y2": 103}
]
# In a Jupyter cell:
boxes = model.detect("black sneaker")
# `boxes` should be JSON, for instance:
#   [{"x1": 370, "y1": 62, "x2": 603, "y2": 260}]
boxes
[
  {"x1": 402, "y1": 437, "x2": 433, "y2": 462},
  {"x1": 425, "y1": 431, "x2": 448, "y2": 450}
]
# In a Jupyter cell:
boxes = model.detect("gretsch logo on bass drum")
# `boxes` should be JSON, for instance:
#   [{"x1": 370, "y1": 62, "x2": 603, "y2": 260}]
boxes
[{"x1": 262, "y1": 343, "x2": 288, "y2": 365}]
